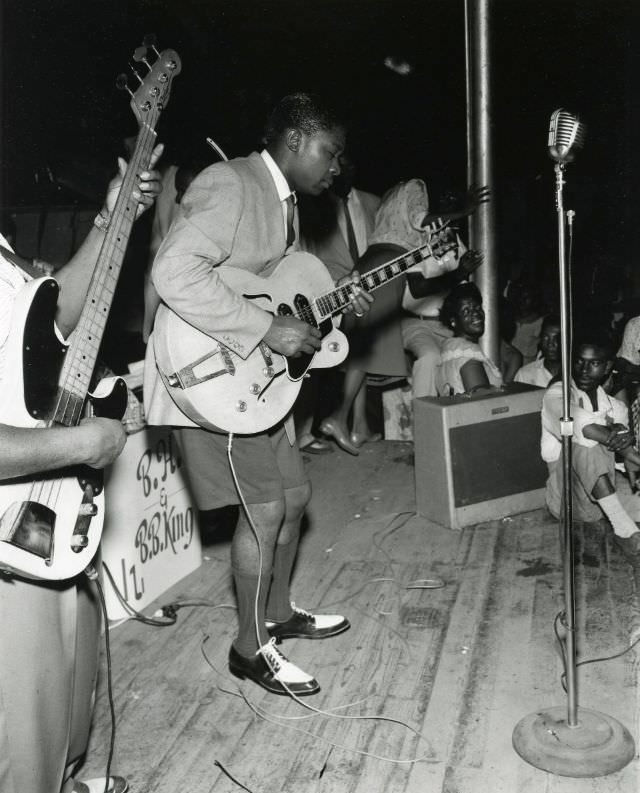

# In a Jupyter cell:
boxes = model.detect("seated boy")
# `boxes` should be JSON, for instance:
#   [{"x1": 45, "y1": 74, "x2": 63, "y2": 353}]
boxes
[{"x1": 541, "y1": 328, "x2": 640, "y2": 558}]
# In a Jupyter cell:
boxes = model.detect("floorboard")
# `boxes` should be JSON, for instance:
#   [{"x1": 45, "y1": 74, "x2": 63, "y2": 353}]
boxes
[{"x1": 79, "y1": 441, "x2": 640, "y2": 792}]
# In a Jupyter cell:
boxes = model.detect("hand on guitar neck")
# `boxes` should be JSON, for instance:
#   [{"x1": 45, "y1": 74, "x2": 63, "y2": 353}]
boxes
[
  {"x1": 103, "y1": 143, "x2": 165, "y2": 220},
  {"x1": 262, "y1": 270, "x2": 372, "y2": 356}
]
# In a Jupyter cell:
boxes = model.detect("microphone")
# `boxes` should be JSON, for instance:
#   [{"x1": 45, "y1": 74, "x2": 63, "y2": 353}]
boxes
[{"x1": 548, "y1": 109, "x2": 586, "y2": 163}]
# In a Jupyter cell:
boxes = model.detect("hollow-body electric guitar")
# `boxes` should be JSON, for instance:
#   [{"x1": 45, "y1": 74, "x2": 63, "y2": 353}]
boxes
[
  {"x1": 0, "y1": 41, "x2": 181, "y2": 581},
  {"x1": 153, "y1": 236, "x2": 457, "y2": 435}
]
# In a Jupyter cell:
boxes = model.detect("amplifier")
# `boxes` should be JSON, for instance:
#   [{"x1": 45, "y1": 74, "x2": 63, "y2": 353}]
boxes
[{"x1": 413, "y1": 383, "x2": 548, "y2": 529}]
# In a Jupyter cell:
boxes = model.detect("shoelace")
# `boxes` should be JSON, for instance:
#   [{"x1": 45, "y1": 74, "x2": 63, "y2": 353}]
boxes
[
  {"x1": 291, "y1": 602, "x2": 314, "y2": 621},
  {"x1": 259, "y1": 638, "x2": 283, "y2": 673}
]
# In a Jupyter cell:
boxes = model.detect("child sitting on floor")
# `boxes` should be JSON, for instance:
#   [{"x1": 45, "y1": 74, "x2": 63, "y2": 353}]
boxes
[{"x1": 541, "y1": 326, "x2": 640, "y2": 559}]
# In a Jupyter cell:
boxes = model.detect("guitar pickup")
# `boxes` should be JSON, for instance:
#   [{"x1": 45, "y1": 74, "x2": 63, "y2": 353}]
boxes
[
  {"x1": 0, "y1": 501, "x2": 55, "y2": 560},
  {"x1": 167, "y1": 345, "x2": 236, "y2": 390}
]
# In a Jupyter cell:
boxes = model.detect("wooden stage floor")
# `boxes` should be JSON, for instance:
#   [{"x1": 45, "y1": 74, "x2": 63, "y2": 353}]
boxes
[{"x1": 81, "y1": 441, "x2": 640, "y2": 792}]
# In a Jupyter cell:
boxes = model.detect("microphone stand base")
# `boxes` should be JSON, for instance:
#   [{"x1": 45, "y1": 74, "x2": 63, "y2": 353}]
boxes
[{"x1": 513, "y1": 706, "x2": 635, "y2": 777}]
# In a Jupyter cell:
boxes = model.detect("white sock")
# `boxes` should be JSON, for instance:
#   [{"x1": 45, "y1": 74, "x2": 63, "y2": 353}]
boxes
[{"x1": 598, "y1": 493, "x2": 640, "y2": 538}]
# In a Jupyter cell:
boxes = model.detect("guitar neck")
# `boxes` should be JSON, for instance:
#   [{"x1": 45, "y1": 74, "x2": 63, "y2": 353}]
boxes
[
  {"x1": 314, "y1": 243, "x2": 435, "y2": 320},
  {"x1": 53, "y1": 121, "x2": 158, "y2": 426}
]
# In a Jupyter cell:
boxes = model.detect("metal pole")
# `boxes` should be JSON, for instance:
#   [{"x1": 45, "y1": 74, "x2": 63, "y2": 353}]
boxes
[
  {"x1": 555, "y1": 162, "x2": 578, "y2": 726},
  {"x1": 511, "y1": 162, "x2": 634, "y2": 779},
  {"x1": 465, "y1": 0, "x2": 499, "y2": 366}
]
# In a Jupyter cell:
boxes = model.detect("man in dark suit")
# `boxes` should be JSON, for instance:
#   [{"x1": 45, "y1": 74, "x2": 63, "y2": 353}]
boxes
[{"x1": 145, "y1": 93, "x2": 372, "y2": 696}]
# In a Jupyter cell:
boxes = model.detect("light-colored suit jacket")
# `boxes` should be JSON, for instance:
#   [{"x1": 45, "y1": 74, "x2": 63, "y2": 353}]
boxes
[{"x1": 144, "y1": 151, "x2": 293, "y2": 426}]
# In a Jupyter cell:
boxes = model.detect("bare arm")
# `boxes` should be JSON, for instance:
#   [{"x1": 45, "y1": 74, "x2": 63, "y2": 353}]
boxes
[
  {"x1": 0, "y1": 419, "x2": 126, "y2": 480},
  {"x1": 55, "y1": 145, "x2": 164, "y2": 337},
  {"x1": 460, "y1": 358, "x2": 491, "y2": 393},
  {"x1": 582, "y1": 422, "x2": 635, "y2": 454}
]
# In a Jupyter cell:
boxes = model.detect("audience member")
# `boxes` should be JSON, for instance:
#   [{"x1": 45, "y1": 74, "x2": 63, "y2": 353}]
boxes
[
  {"x1": 498, "y1": 295, "x2": 524, "y2": 384},
  {"x1": 435, "y1": 281, "x2": 503, "y2": 396},
  {"x1": 398, "y1": 183, "x2": 490, "y2": 399},
  {"x1": 613, "y1": 312, "x2": 640, "y2": 396},
  {"x1": 401, "y1": 244, "x2": 483, "y2": 397},
  {"x1": 295, "y1": 157, "x2": 380, "y2": 453},
  {"x1": 506, "y1": 279, "x2": 545, "y2": 365},
  {"x1": 541, "y1": 327, "x2": 640, "y2": 559},
  {"x1": 319, "y1": 178, "x2": 459, "y2": 454},
  {"x1": 514, "y1": 313, "x2": 561, "y2": 387}
]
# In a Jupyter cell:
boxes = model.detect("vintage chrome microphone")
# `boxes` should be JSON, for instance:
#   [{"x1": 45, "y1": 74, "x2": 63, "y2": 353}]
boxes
[
  {"x1": 512, "y1": 110, "x2": 635, "y2": 778},
  {"x1": 548, "y1": 108, "x2": 586, "y2": 163}
]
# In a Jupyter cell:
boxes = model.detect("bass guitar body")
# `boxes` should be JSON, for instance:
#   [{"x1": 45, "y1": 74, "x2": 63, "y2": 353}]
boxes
[
  {"x1": 0, "y1": 277, "x2": 127, "y2": 580},
  {"x1": 153, "y1": 252, "x2": 349, "y2": 434}
]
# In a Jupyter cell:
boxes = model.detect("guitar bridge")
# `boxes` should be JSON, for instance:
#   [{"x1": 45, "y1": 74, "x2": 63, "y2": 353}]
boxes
[{"x1": 167, "y1": 345, "x2": 236, "y2": 389}]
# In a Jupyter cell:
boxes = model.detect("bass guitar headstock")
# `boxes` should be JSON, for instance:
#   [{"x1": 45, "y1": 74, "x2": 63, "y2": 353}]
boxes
[{"x1": 116, "y1": 34, "x2": 181, "y2": 127}]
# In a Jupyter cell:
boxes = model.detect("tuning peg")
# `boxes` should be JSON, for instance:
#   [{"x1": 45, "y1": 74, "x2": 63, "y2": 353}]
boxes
[
  {"x1": 132, "y1": 45, "x2": 152, "y2": 71},
  {"x1": 128, "y1": 64, "x2": 144, "y2": 85},
  {"x1": 116, "y1": 74, "x2": 134, "y2": 97},
  {"x1": 142, "y1": 33, "x2": 160, "y2": 58}
]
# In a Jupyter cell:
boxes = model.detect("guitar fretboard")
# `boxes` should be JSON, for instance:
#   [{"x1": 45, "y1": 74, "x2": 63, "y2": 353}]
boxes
[
  {"x1": 53, "y1": 118, "x2": 159, "y2": 426},
  {"x1": 313, "y1": 242, "x2": 445, "y2": 320}
]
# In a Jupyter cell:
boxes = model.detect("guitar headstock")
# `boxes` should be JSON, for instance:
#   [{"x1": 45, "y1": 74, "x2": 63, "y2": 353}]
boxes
[{"x1": 116, "y1": 36, "x2": 181, "y2": 127}]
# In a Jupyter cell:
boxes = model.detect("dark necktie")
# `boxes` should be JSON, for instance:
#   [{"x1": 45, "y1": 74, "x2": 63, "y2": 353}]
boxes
[
  {"x1": 342, "y1": 197, "x2": 360, "y2": 266},
  {"x1": 631, "y1": 387, "x2": 640, "y2": 453},
  {"x1": 285, "y1": 194, "x2": 296, "y2": 249}
]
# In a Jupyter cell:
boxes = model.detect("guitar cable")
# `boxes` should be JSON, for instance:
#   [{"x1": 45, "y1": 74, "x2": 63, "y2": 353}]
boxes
[
  {"x1": 84, "y1": 564, "x2": 117, "y2": 793},
  {"x1": 223, "y1": 434, "x2": 437, "y2": 766},
  {"x1": 101, "y1": 560, "x2": 235, "y2": 627}
]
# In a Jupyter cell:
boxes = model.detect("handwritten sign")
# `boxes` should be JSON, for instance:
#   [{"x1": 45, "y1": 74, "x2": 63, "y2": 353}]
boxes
[{"x1": 101, "y1": 427, "x2": 202, "y2": 620}]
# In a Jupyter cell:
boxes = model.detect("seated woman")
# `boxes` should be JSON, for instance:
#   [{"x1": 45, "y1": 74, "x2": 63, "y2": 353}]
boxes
[{"x1": 435, "y1": 282, "x2": 503, "y2": 396}]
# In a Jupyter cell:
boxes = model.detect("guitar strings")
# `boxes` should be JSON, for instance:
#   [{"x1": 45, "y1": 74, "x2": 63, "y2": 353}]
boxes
[
  {"x1": 25, "y1": 101, "x2": 160, "y2": 545},
  {"x1": 311, "y1": 239, "x2": 455, "y2": 323}
]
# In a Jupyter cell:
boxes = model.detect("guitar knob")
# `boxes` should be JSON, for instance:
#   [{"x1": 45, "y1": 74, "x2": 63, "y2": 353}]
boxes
[
  {"x1": 236, "y1": 400, "x2": 247, "y2": 412},
  {"x1": 328, "y1": 342, "x2": 341, "y2": 352},
  {"x1": 71, "y1": 535, "x2": 90, "y2": 551}
]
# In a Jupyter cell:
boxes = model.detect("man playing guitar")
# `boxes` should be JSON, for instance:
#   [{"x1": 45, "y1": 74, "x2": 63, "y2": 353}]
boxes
[
  {"x1": 145, "y1": 93, "x2": 372, "y2": 696},
  {"x1": 0, "y1": 150, "x2": 163, "y2": 793}
]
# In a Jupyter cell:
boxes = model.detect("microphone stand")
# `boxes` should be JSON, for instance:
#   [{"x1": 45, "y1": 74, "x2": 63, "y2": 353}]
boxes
[{"x1": 512, "y1": 161, "x2": 635, "y2": 777}]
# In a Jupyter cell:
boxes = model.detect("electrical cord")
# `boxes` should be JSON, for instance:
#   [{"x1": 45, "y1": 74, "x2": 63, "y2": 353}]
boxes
[
  {"x1": 555, "y1": 608, "x2": 640, "y2": 692},
  {"x1": 101, "y1": 562, "x2": 177, "y2": 626},
  {"x1": 195, "y1": 486, "x2": 440, "y2": 766},
  {"x1": 84, "y1": 564, "x2": 117, "y2": 793},
  {"x1": 101, "y1": 561, "x2": 237, "y2": 627}
]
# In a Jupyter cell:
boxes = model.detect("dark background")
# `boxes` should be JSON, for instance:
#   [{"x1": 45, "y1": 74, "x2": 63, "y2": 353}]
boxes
[{"x1": 2, "y1": 0, "x2": 640, "y2": 305}]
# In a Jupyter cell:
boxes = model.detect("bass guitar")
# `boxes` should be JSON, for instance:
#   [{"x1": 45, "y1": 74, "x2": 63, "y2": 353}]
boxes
[
  {"x1": 153, "y1": 236, "x2": 457, "y2": 435},
  {"x1": 0, "y1": 40, "x2": 181, "y2": 581}
]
